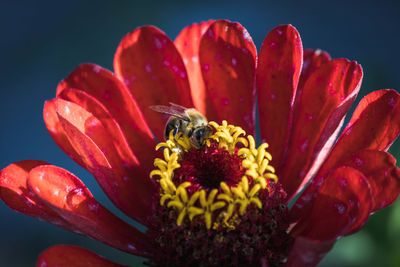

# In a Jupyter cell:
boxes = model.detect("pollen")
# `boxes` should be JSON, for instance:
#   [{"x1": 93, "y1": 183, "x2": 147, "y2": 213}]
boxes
[{"x1": 150, "y1": 120, "x2": 278, "y2": 230}]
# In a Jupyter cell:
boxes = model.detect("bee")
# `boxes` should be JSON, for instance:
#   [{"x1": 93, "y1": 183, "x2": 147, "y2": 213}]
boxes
[{"x1": 150, "y1": 103, "x2": 212, "y2": 149}]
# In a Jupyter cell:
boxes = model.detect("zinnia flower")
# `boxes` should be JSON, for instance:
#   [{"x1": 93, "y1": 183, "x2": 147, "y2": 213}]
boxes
[{"x1": 1, "y1": 20, "x2": 399, "y2": 267}]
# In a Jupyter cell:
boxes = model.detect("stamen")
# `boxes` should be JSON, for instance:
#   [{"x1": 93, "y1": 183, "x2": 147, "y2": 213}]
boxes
[{"x1": 150, "y1": 120, "x2": 278, "y2": 229}]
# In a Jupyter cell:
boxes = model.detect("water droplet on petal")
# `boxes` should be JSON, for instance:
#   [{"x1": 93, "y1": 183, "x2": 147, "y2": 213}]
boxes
[
  {"x1": 344, "y1": 128, "x2": 352, "y2": 136},
  {"x1": 207, "y1": 29, "x2": 215, "y2": 39},
  {"x1": 316, "y1": 178, "x2": 324, "y2": 187},
  {"x1": 38, "y1": 259, "x2": 47, "y2": 267},
  {"x1": 299, "y1": 139, "x2": 309, "y2": 153},
  {"x1": 65, "y1": 185, "x2": 73, "y2": 192},
  {"x1": 301, "y1": 194, "x2": 312, "y2": 203},
  {"x1": 221, "y1": 98, "x2": 229, "y2": 106},
  {"x1": 243, "y1": 29, "x2": 251, "y2": 42},
  {"x1": 127, "y1": 243, "x2": 137, "y2": 251},
  {"x1": 243, "y1": 115, "x2": 251, "y2": 125},
  {"x1": 295, "y1": 202, "x2": 304, "y2": 209},
  {"x1": 163, "y1": 59, "x2": 171, "y2": 67},
  {"x1": 334, "y1": 203, "x2": 346, "y2": 214},
  {"x1": 104, "y1": 91, "x2": 111, "y2": 100},
  {"x1": 388, "y1": 97, "x2": 396, "y2": 107},
  {"x1": 88, "y1": 202, "x2": 99, "y2": 212},
  {"x1": 172, "y1": 65, "x2": 179, "y2": 73},
  {"x1": 93, "y1": 65, "x2": 101, "y2": 73},
  {"x1": 154, "y1": 36, "x2": 163, "y2": 49},
  {"x1": 379, "y1": 200, "x2": 387, "y2": 209},
  {"x1": 338, "y1": 177, "x2": 348, "y2": 188},
  {"x1": 348, "y1": 199, "x2": 355, "y2": 208},
  {"x1": 354, "y1": 157, "x2": 363, "y2": 166},
  {"x1": 25, "y1": 199, "x2": 34, "y2": 207},
  {"x1": 123, "y1": 78, "x2": 131, "y2": 86},
  {"x1": 303, "y1": 60, "x2": 310, "y2": 71},
  {"x1": 191, "y1": 56, "x2": 198, "y2": 63},
  {"x1": 145, "y1": 63, "x2": 152, "y2": 73},
  {"x1": 73, "y1": 187, "x2": 84, "y2": 196},
  {"x1": 231, "y1": 57, "x2": 237, "y2": 66}
]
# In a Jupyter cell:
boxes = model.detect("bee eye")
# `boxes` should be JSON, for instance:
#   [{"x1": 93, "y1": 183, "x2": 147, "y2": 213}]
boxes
[
  {"x1": 195, "y1": 129, "x2": 204, "y2": 141},
  {"x1": 187, "y1": 128, "x2": 194, "y2": 137}
]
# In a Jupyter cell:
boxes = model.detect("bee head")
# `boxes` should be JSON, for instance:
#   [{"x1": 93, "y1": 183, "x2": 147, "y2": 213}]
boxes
[{"x1": 191, "y1": 125, "x2": 213, "y2": 148}]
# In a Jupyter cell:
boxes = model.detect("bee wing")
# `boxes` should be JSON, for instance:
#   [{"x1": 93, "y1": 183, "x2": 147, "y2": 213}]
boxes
[
  {"x1": 149, "y1": 105, "x2": 190, "y2": 121},
  {"x1": 168, "y1": 102, "x2": 189, "y2": 112}
]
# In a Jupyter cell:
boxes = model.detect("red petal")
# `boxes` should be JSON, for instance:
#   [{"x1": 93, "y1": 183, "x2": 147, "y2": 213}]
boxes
[
  {"x1": 0, "y1": 161, "x2": 73, "y2": 230},
  {"x1": 290, "y1": 90, "x2": 400, "y2": 223},
  {"x1": 56, "y1": 99, "x2": 154, "y2": 224},
  {"x1": 285, "y1": 237, "x2": 334, "y2": 267},
  {"x1": 280, "y1": 59, "x2": 362, "y2": 200},
  {"x1": 37, "y1": 245, "x2": 129, "y2": 267},
  {"x1": 114, "y1": 26, "x2": 193, "y2": 140},
  {"x1": 58, "y1": 88, "x2": 138, "y2": 168},
  {"x1": 291, "y1": 166, "x2": 372, "y2": 241},
  {"x1": 57, "y1": 64, "x2": 156, "y2": 169},
  {"x1": 297, "y1": 49, "x2": 331, "y2": 93},
  {"x1": 324, "y1": 89, "x2": 400, "y2": 170},
  {"x1": 199, "y1": 20, "x2": 257, "y2": 134},
  {"x1": 341, "y1": 149, "x2": 400, "y2": 214},
  {"x1": 175, "y1": 21, "x2": 214, "y2": 114},
  {"x1": 44, "y1": 100, "x2": 86, "y2": 168},
  {"x1": 257, "y1": 25, "x2": 303, "y2": 166},
  {"x1": 29, "y1": 165, "x2": 151, "y2": 256}
]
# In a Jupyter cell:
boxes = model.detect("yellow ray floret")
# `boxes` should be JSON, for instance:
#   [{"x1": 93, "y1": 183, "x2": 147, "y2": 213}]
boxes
[{"x1": 150, "y1": 121, "x2": 278, "y2": 229}]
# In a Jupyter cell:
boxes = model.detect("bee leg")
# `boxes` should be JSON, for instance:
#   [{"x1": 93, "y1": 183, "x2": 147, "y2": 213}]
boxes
[{"x1": 164, "y1": 122, "x2": 179, "y2": 140}]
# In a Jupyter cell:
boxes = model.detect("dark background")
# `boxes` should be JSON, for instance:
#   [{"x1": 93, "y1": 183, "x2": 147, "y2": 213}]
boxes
[{"x1": 1, "y1": 0, "x2": 400, "y2": 266}]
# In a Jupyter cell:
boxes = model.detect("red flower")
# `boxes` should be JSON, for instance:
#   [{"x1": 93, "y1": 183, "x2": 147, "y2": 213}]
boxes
[{"x1": 1, "y1": 20, "x2": 400, "y2": 267}]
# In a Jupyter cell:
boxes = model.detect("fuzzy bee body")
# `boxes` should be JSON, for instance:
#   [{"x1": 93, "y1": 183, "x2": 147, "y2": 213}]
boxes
[{"x1": 150, "y1": 103, "x2": 212, "y2": 148}]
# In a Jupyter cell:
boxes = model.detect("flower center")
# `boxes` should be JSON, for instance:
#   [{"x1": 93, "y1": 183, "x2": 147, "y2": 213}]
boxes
[
  {"x1": 147, "y1": 121, "x2": 292, "y2": 266},
  {"x1": 174, "y1": 142, "x2": 244, "y2": 192}
]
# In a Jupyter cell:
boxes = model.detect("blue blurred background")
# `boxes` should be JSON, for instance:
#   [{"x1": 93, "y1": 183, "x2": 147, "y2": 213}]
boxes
[{"x1": 1, "y1": 0, "x2": 400, "y2": 266}]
